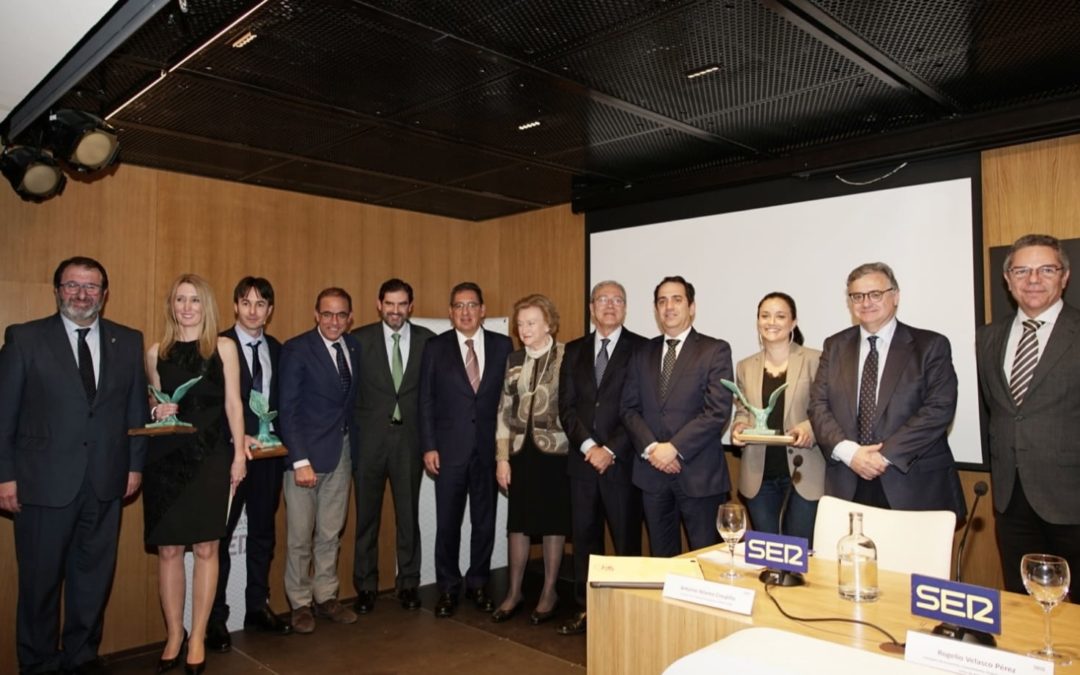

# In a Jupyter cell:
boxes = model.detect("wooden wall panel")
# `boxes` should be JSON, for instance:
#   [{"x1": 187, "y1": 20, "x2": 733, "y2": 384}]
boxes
[{"x1": 0, "y1": 163, "x2": 584, "y2": 670}]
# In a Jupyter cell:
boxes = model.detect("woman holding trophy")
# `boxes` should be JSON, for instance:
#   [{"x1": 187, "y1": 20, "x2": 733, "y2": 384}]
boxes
[
  {"x1": 730, "y1": 292, "x2": 824, "y2": 542},
  {"x1": 142, "y1": 274, "x2": 249, "y2": 674}
]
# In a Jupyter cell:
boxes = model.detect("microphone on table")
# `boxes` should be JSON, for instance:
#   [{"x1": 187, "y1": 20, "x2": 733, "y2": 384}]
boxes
[
  {"x1": 931, "y1": 480, "x2": 996, "y2": 646},
  {"x1": 759, "y1": 454, "x2": 806, "y2": 587}
]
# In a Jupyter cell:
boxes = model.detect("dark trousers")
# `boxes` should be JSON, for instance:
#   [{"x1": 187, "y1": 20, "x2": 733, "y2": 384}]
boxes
[
  {"x1": 570, "y1": 474, "x2": 642, "y2": 607},
  {"x1": 211, "y1": 456, "x2": 284, "y2": 623},
  {"x1": 15, "y1": 477, "x2": 120, "y2": 674},
  {"x1": 641, "y1": 480, "x2": 725, "y2": 558},
  {"x1": 997, "y1": 477, "x2": 1080, "y2": 600},
  {"x1": 353, "y1": 426, "x2": 424, "y2": 592},
  {"x1": 744, "y1": 475, "x2": 819, "y2": 543},
  {"x1": 434, "y1": 452, "x2": 496, "y2": 594}
]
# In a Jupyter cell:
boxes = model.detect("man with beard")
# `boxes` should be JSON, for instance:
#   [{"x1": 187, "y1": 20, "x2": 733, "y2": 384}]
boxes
[
  {"x1": 350, "y1": 279, "x2": 434, "y2": 613},
  {"x1": 0, "y1": 256, "x2": 148, "y2": 674}
]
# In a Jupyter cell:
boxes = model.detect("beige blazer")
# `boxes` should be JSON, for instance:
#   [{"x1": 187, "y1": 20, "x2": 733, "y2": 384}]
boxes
[{"x1": 733, "y1": 342, "x2": 825, "y2": 501}]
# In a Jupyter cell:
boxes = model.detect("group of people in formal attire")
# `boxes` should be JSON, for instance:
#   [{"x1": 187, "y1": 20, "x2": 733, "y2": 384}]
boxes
[{"x1": 1, "y1": 231, "x2": 1077, "y2": 675}]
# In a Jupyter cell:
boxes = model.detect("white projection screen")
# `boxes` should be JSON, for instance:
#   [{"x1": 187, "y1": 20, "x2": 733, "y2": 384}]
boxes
[{"x1": 587, "y1": 158, "x2": 986, "y2": 467}]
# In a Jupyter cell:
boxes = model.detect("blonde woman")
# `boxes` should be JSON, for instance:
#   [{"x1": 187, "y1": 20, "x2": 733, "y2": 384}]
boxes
[
  {"x1": 493, "y1": 294, "x2": 570, "y2": 625},
  {"x1": 143, "y1": 274, "x2": 249, "y2": 674}
]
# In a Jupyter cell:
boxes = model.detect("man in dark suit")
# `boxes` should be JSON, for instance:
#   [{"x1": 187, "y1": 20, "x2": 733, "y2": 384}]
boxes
[
  {"x1": 0, "y1": 256, "x2": 147, "y2": 675},
  {"x1": 205, "y1": 277, "x2": 291, "y2": 652},
  {"x1": 622, "y1": 276, "x2": 733, "y2": 557},
  {"x1": 350, "y1": 278, "x2": 435, "y2": 613},
  {"x1": 279, "y1": 287, "x2": 360, "y2": 633},
  {"x1": 419, "y1": 282, "x2": 512, "y2": 618},
  {"x1": 976, "y1": 234, "x2": 1080, "y2": 595},
  {"x1": 557, "y1": 280, "x2": 645, "y2": 635},
  {"x1": 809, "y1": 262, "x2": 965, "y2": 519}
]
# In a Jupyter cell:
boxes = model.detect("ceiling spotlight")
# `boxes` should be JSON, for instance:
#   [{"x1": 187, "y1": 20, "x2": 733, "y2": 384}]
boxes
[
  {"x1": 518, "y1": 120, "x2": 541, "y2": 130},
  {"x1": 49, "y1": 109, "x2": 120, "y2": 172},
  {"x1": 1, "y1": 146, "x2": 67, "y2": 202},
  {"x1": 686, "y1": 64, "x2": 722, "y2": 79}
]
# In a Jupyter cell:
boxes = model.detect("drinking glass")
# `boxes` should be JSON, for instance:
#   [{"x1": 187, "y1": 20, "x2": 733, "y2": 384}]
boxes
[
  {"x1": 716, "y1": 503, "x2": 747, "y2": 581},
  {"x1": 1021, "y1": 553, "x2": 1071, "y2": 665}
]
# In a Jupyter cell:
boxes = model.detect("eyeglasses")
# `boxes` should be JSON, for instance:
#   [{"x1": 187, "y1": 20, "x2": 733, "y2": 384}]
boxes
[
  {"x1": 451, "y1": 302, "x2": 481, "y2": 311},
  {"x1": 848, "y1": 288, "x2": 895, "y2": 304},
  {"x1": 58, "y1": 281, "x2": 103, "y2": 295},
  {"x1": 592, "y1": 295, "x2": 626, "y2": 306},
  {"x1": 1007, "y1": 265, "x2": 1064, "y2": 280},
  {"x1": 318, "y1": 311, "x2": 350, "y2": 321}
]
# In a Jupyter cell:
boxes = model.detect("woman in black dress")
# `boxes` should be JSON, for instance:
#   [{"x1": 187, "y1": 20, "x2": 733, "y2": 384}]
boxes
[
  {"x1": 493, "y1": 294, "x2": 570, "y2": 625},
  {"x1": 144, "y1": 274, "x2": 248, "y2": 674}
]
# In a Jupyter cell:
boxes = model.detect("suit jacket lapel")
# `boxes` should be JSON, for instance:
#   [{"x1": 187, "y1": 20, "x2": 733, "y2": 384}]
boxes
[
  {"x1": 874, "y1": 323, "x2": 913, "y2": 426},
  {"x1": 988, "y1": 318, "x2": 1014, "y2": 409},
  {"x1": 478, "y1": 331, "x2": 505, "y2": 392},
  {"x1": 369, "y1": 328, "x2": 396, "y2": 392},
  {"x1": 95, "y1": 321, "x2": 120, "y2": 405},
  {"x1": 782, "y1": 345, "x2": 804, "y2": 425},
  {"x1": 46, "y1": 315, "x2": 88, "y2": 398},
  {"x1": 402, "y1": 323, "x2": 425, "y2": 388},
  {"x1": 839, "y1": 329, "x2": 860, "y2": 424},
  {"x1": 1026, "y1": 305, "x2": 1080, "y2": 399}
]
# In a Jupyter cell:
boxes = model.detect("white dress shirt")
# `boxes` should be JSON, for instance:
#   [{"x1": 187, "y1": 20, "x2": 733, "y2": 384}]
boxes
[{"x1": 61, "y1": 314, "x2": 101, "y2": 385}]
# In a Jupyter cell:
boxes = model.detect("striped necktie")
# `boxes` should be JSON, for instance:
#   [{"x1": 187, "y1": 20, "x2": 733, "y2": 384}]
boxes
[{"x1": 1009, "y1": 319, "x2": 1044, "y2": 405}]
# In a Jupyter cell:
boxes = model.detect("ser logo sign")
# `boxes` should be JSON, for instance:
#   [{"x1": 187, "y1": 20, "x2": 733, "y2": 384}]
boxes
[
  {"x1": 743, "y1": 531, "x2": 809, "y2": 574},
  {"x1": 910, "y1": 574, "x2": 1001, "y2": 635}
]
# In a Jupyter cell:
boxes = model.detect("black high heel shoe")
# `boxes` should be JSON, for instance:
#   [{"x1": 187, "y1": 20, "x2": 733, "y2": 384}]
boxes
[
  {"x1": 491, "y1": 600, "x2": 523, "y2": 623},
  {"x1": 530, "y1": 601, "x2": 559, "y2": 625},
  {"x1": 184, "y1": 661, "x2": 205, "y2": 675},
  {"x1": 157, "y1": 630, "x2": 188, "y2": 673}
]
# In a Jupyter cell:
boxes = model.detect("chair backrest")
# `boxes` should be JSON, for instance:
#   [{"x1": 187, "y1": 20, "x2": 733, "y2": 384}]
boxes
[{"x1": 812, "y1": 495, "x2": 956, "y2": 579}]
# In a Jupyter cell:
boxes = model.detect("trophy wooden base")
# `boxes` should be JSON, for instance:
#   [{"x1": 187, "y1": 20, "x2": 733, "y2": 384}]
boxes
[
  {"x1": 129, "y1": 425, "x2": 197, "y2": 437},
  {"x1": 250, "y1": 445, "x2": 289, "y2": 460},
  {"x1": 733, "y1": 431, "x2": 795, "y2": 446}
]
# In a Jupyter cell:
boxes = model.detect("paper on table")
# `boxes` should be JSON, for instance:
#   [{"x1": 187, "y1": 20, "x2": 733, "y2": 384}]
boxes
[
  {"x1": 588, "y1": 554, "x2": 704, "y2": 589},
  {"x1": 698, "y1": 544, "x2": 767, "y2": 571}
]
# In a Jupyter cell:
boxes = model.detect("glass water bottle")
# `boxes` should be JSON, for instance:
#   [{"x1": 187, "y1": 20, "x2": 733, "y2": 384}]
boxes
[{"x1": 837, "y1": 511, "x2": 879, "y2": 602}]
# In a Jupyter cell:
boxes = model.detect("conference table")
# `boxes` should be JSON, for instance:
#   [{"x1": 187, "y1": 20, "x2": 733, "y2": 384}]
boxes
[{"x1": 587, "y1": 544, "x2": 1080, "y2": 675}]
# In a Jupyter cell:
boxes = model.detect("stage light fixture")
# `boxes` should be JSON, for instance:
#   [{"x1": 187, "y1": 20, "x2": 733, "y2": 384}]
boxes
[
  {"x1": 0, "y1": 146, "x2": 67, "y2": 202},
  {"x1": 49, "y1": 109, "x2": 120, "y2": 172}
]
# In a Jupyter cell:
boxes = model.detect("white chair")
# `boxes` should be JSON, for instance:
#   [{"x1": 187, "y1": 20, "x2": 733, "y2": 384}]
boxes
[{"x1": 812, "y1": 495, "x2": 956, "y2": 579}]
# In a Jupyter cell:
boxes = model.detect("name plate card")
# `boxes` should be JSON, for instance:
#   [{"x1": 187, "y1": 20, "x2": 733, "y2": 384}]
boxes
[
  {"x1": 905, "y1": 631, "x2": 1054, "y2": 675},
  {"x1": 911, "y1": 574, "x2": 1002, "y2": 635},
  {"x1": 662, "y1": 573, "x2": 755, "y2": 615},
  {"x1": 743, "y1": 530, "x2": 810, "y2": 574}
]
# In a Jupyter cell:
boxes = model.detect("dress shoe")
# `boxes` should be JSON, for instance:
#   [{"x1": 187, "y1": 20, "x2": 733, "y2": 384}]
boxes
[
  {"x1": 204, "y1": 619, "x2": 231, "y2": 653},
  {"x1": 397, "y1": 587, "x2": 421, "y2": 610},
  {"x1": 490, "y1": 600, "x2": 522, "y2": 623},
  {"x1": 556, "y1": 611, "x2": 587, "y2": 635},
  {"x1": 291, "y1": 606, "x2": 315, "y2": 635},
  {"x1": 183, "y1": 661, "x2": 205, "y2": 675},
  {"x1": 530, "y1": 601, "x2": 559, "y2": 625},
  {"x1": 314, "y1": 598, "x2": 358, "y2": 624},
  {"x1": 354, "y1": 590, "x2": 377, "y2": 614},
  {"x1": 464, "y1": 587, "x2": 495, "y2": 612},
  {"x1": 244, "y1": 604, "x2": 292, "y2": 635},
  {"x1": 157, "y1": 630, "x2": 188, "y2": 673},
  {"x1": 434, "y1": 592, "x2": 458, "y2": 618}
]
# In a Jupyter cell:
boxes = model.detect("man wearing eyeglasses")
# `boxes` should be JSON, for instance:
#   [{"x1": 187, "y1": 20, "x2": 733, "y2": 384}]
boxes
[
  {"x1": 976, "y1": 234, "x2": 1080, "y2": 596},
  {"x1": 556, "y1": 280, "x2": 645, "y2": 636},
  {"x1": 809, "y1": 262, "x2": 965, "y2": 518},
  {"x1": 278, "y1": 288, "x2": 361, "y2": 633},
  {"x1": 0, "y1": 257, "x2": 148, "y2": 675},
  {"x1": 419, "y1": 282, "x2": 512, "y2": 619}
]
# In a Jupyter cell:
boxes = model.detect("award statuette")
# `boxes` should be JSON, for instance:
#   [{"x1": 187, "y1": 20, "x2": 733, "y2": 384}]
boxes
[
  {"x1": 247, "y1": 390, "x2": 288, "y2": 459},
  {"x1": 721, "y1": 378, "x2": 795, "y2": 446},
  {"x1": 129, "y1": 376, "x2": 202, "y2": 436}
]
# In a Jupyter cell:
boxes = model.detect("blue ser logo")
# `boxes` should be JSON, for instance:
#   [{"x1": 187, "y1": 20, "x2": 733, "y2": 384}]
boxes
[
  {"x1": 744, "y1": 531, "x2": 809, "y2": 573},
  {"x1": 910, "y1": 574, "x2": 1001, "y2": 635}
]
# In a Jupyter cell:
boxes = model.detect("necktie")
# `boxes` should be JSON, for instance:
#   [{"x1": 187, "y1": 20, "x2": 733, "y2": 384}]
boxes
[
  {"x1": 76, "y1": 328, "x2": 96, "y2": 402},
  {"x1": 391, "y1": 332, "x2": 404, "y2": 421},
  {"x1": 595, "y1": 337, "x2": 610, "y2": 387},
  {"x1": 659, "y1": 338, "x2": 679, "y2": 399},
  {"x1": 1010, "y1": 319, "x2": 1044, "y2": 406},
  {"x1": 465, "y1": 338, "x2": 481, "y2": 393},
  {"x1": 249, "y1": 340, "x2": 263, "y2": 393},
  {"x1": 333, "y1": 342, "x2": 351, "y2": 392},
  {"x1": 857, "y1": 336, "x2": 879, "y2": 445}
]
